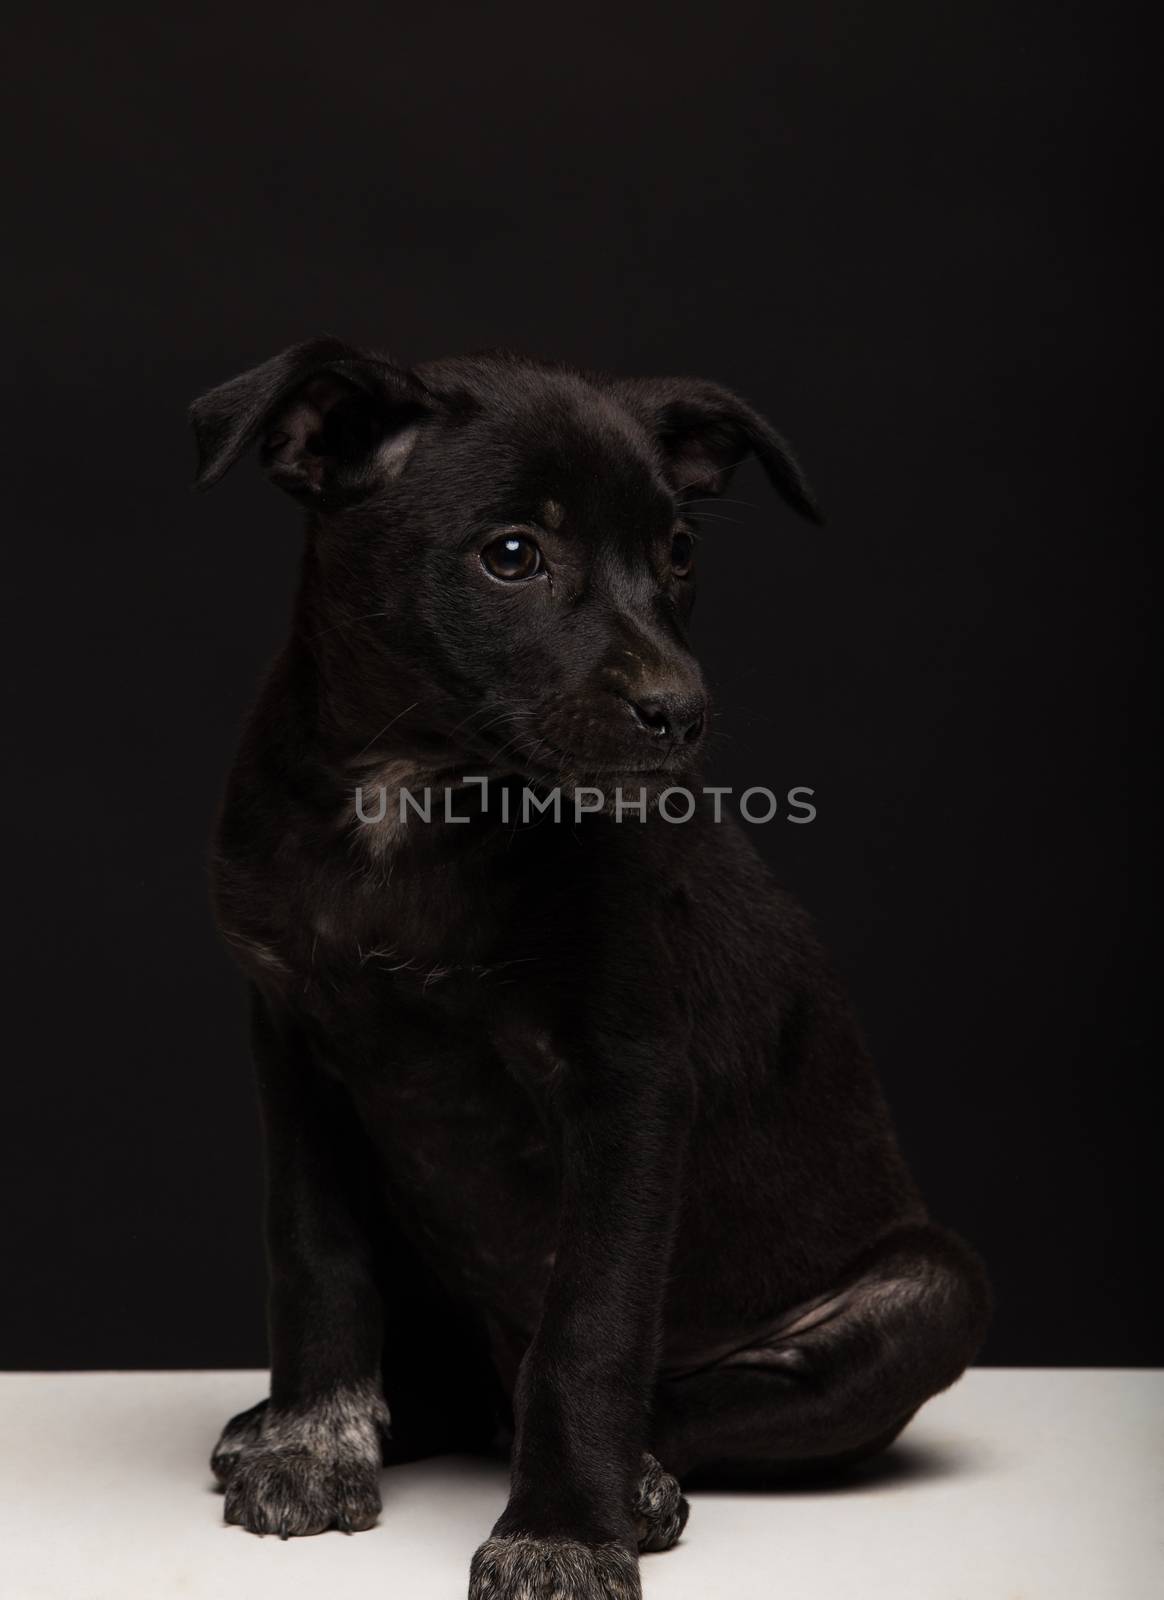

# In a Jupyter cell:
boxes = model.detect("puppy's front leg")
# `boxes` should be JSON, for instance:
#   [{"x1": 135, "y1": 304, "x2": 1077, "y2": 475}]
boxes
[
  {"x1": 471, "y1": 1039, "x2": 692, "y2": 1600},
  {"x1": 215, "y1": 987, "x2": 389, "y2": 1537}
]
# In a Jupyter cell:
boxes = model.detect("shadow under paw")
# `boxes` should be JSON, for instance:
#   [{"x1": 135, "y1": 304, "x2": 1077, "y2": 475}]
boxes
[{"x1": 470, "y1": 1536, "x2": 641, "y2": 1600}]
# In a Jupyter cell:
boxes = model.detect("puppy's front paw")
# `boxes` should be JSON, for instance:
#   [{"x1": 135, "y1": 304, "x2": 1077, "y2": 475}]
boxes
[
  {"x1": 224, "y1": 1447, "x2": 382, "y2": 1537},
  {"x1": 632, "y1": 1452, "x2": 689, "y2": 1553},
  {"x1": 469, "y1": 1536, "x2": 641, "y2": 1600},
  {"x1": 215, "y1": 1385, "x2": 389, "y2": 1537}
]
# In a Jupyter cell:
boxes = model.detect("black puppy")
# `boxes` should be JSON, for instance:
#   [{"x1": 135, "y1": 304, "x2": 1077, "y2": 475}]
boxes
[{"x1": 191, "y1": 340, "x2": 990, "y2": 1599}]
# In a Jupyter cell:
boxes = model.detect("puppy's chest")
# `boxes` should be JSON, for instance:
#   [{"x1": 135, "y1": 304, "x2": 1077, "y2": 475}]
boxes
[
  {"x1": 221, "y1": 815, "x2": 569, "y2": 1305},
  {"x1": 291, "y1": 867, "x2": 566, "y2": 1303},
  {"x1": 227, "y1": 832, "x2": 519, "y2": 1008},
  {"x1": 329, "y1": 1008, "x2": 563, "y2": 1315}
]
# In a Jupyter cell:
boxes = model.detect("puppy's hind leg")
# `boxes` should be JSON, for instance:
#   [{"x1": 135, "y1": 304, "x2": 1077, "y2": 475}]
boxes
[{"x1": 653, "y1": 1222, "x2": 991, "y2": 1483}]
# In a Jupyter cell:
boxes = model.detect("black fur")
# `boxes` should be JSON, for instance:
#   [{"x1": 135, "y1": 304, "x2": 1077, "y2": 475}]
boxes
[{"x1": 192, "y1": 341, "x2": 990, "y2": 1598}]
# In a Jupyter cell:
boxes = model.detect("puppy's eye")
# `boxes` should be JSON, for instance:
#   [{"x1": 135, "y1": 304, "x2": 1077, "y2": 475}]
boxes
[
  {"x1": 670, "y1": 530, "x2": 695, "y2": 577},
  {"x1": 481, "y1": 534, "x2": 542, "y2": 582}
]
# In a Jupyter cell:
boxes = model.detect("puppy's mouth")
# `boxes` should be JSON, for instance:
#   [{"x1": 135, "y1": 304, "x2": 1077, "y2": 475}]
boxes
[
  {"x1": 446, "y1": 696, "x2": 706, "y2": 794},
  {"x1": 468, "y1": 729, "x2": 698, "y2": 792}
]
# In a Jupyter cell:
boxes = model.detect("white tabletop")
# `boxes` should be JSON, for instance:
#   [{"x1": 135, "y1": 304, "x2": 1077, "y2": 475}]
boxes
[{"x1": 1, "y1": 1367, "x2": 1159, "y2": 1599}]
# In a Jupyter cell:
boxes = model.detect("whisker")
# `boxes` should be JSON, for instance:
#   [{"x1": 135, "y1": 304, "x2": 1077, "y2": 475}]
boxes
[
  {"x1": 354, "y1": 701, "x2": 419, "y2": 760},
  {"x1": 308, "y1": 609, "x2": 394, "y2": 642},
  {"x1": 677, "y1": 495, "x2": 760, "y2": 512},
  {"x1": 444, "y1": 700, "x2": 537, "y2": 742},
  {"x1": 672, "y1": 455, "x2": 751, "y2": 499}
]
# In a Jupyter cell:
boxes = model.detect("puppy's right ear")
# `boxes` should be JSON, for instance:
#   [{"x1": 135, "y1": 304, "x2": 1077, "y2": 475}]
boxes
[{"x1": 189, "y1": 338, "x2": 432, "y2": 502}]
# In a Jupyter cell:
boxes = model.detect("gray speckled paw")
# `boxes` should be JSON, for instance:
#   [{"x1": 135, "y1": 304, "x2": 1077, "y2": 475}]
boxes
[
  {"x1": 212, "y1": 1384, "x2": 389, "y2": 1537},
  {"x1": 632, "y1": 1452, "x2": 689, "y2": 1552},
  {"x1": 223, "y1": 1448, "x2": 381, "y2": 1537},
  {"x1": 469, "y1": 1535, "x2": 641, "y2": 1599}
]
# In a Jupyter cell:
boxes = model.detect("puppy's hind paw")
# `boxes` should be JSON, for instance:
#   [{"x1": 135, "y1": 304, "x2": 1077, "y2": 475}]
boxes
[
  {"x1": 469, "y1": 1536, "x2": 641, "y2": 1599},
  {"x1": 632, "y1": 1453, "x2": 689, "y2": 1553}
]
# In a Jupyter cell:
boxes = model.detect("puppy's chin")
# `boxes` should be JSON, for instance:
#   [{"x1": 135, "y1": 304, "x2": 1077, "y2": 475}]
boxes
[
  {"x1": 568, "y1": 777, "x2": 698, "y2": 819},
  {"x1": 460, "y1": 722, "x2": 705, "y2": 811}
]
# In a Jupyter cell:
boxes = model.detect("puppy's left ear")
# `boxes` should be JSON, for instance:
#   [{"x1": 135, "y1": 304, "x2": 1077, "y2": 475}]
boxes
[
  {"x1": 189, "y1": 337, "x2": 433, "y2": 503},
  {"x1": 616, "y1": 376, "x2": 823, "y2": 524}
]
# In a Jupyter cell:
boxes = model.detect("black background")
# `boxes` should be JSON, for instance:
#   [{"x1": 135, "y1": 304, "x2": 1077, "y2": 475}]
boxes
[{"x1": 4, "y1": 3, "x2": 1156, "y2": 1369}]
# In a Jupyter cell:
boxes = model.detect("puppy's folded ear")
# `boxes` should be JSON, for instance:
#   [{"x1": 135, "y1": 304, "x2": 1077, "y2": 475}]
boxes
[
  {"x1": 615, "y1": 376, "x2": 823, "y2": 524},
  {"x1": 189, "y1": 338, "x2": 432, "y2": 502}
]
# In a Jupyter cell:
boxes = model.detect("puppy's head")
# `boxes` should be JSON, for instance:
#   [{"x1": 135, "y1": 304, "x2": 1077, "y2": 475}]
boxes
[{"x1": 191, "y1": 340, "x2": 820, "y2": 789}]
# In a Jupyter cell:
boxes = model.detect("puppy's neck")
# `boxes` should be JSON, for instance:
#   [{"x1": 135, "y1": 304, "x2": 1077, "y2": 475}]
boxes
[
  {"x1": 344, "y1": 755, "x2": 444, "y2": 859},
  {"x1": 275, "y1": 621, "x2": 508, "y2": 862},
  {"x1": 341, "y1": 744, "x2": 506, "y2": 864}
]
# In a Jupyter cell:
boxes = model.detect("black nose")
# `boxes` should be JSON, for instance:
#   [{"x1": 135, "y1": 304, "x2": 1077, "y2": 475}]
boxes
[{"x1": 625, "y1": 693, "x2": 706, "y2": 745}]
